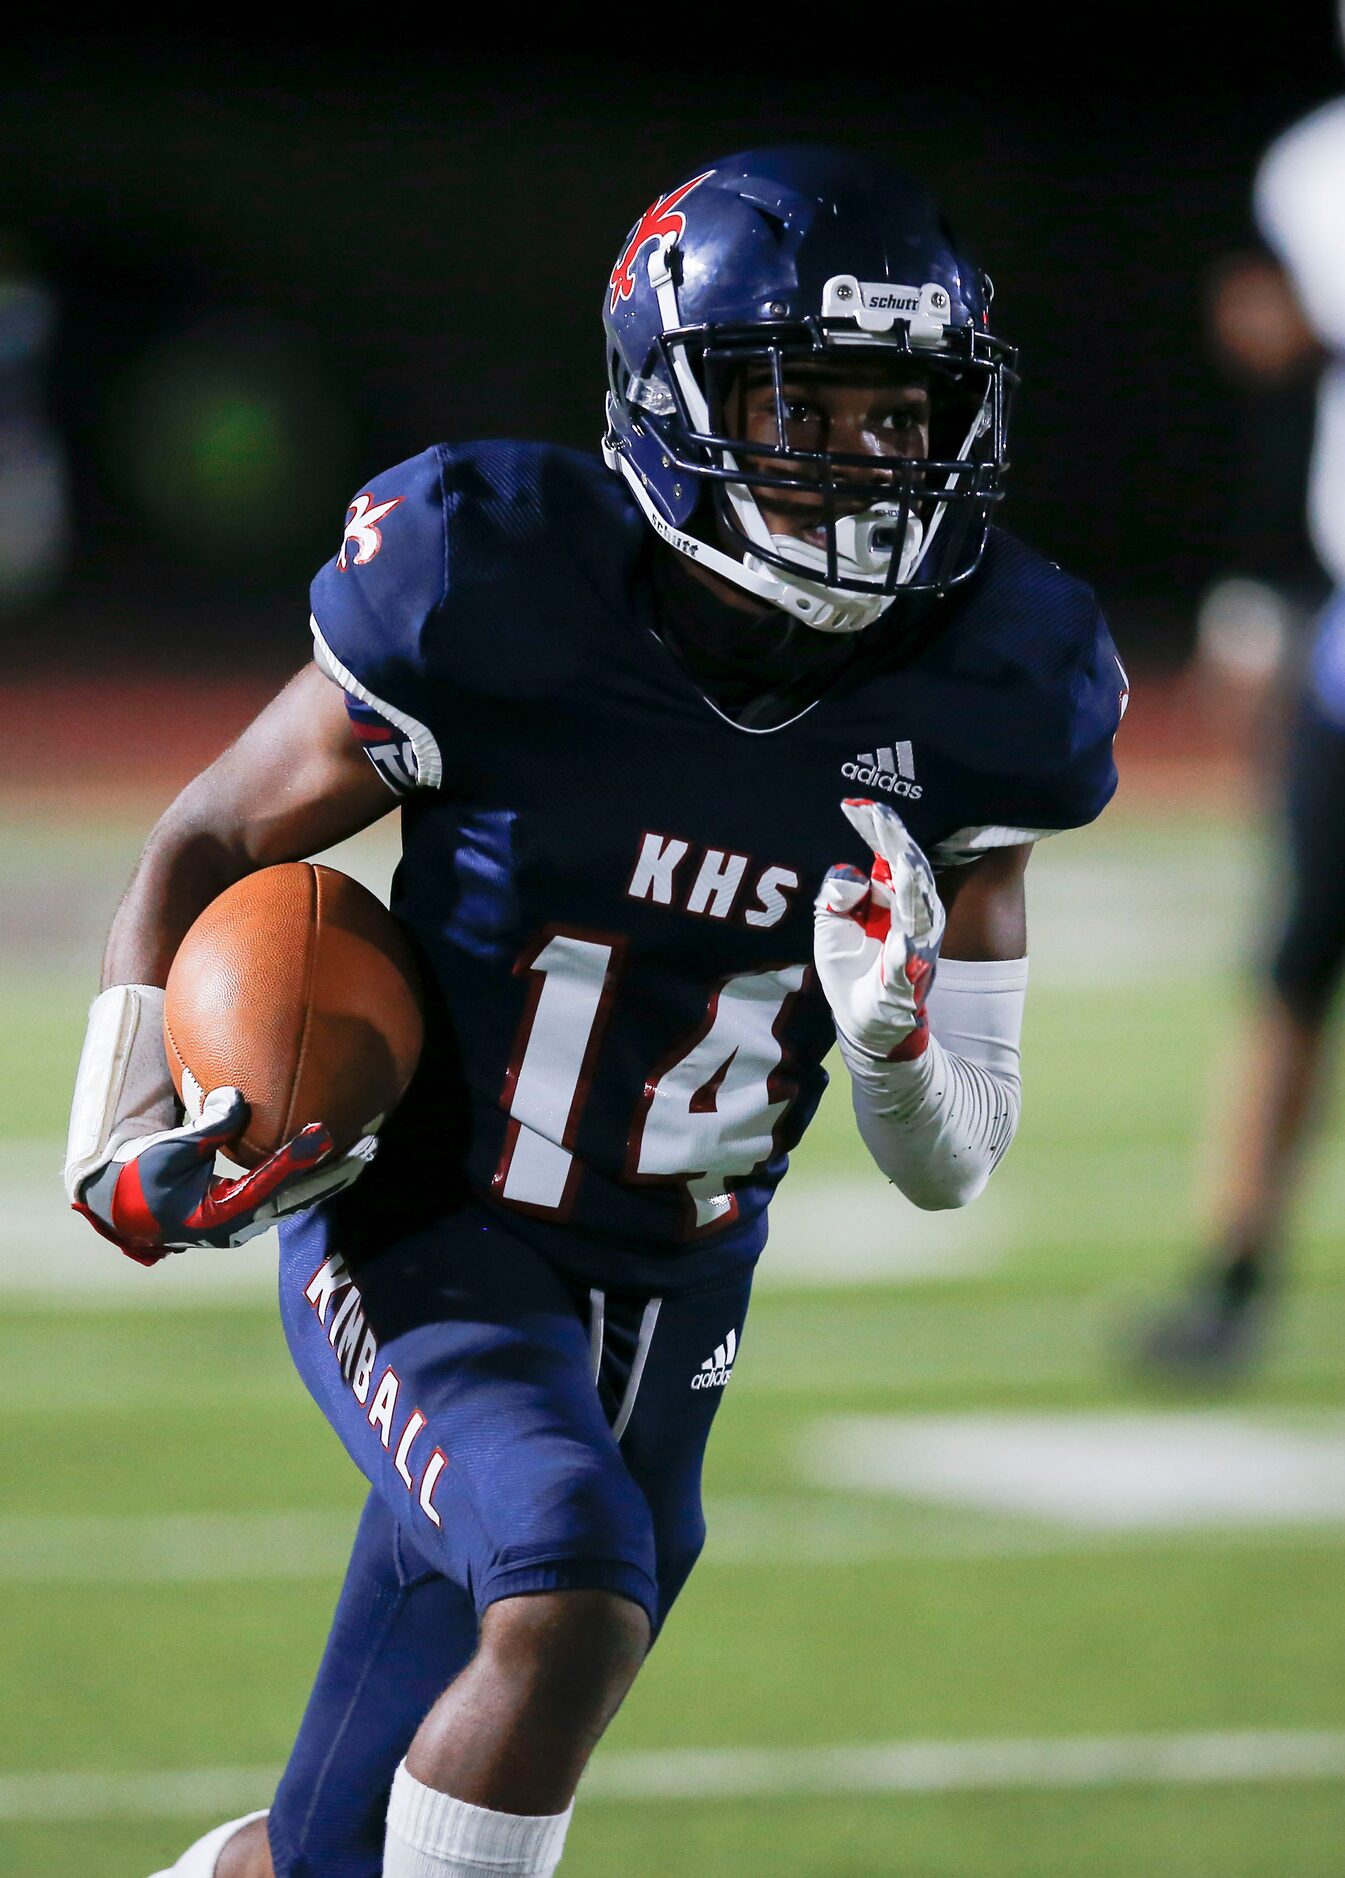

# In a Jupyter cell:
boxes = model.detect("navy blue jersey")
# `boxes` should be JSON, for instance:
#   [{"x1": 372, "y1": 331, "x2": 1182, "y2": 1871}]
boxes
[{"x1": 309, "y1": 441, "x2": 1125, "y2": 1290}]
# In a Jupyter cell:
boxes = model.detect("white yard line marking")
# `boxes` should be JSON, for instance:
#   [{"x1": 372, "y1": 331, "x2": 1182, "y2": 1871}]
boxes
[
  {"x1": 4, "y1": 1732, "x2": 1345, "y2": 1819},
  {"x1": 9, "y1": 1497, "x2": 1345, "y2": 1584},
  {"x1": 0, "y1": 1768, "x2": 280, "y2": 1821},
  {"x1": 583, "y1": 1731, "x2": 1345, "y2": 1800},
  {"x1": 757, "y1": 1178, "x2": 1006, "y2": 1285},
  {"x1": 696, "y1": 1496, "x2": 1345, "y2": 1561},
  {"x1": 0, "y1": 1153, "x2": 279, "y2": 1306},
  {"x1": 801, "y1": 1413, "x2": 1345, "y2": 1529},
  {"x1": 0, "y1": 1513, "x2": 357, "y2": 1582},
  {"x1": 2, "y1": 1149, "x2": 1003, "y2": 1300}
]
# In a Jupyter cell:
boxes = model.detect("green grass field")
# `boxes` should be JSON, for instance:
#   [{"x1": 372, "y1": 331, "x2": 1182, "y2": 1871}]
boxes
[{"x1": 4, "y1": 791, "x2": 1345, "y2": 1876}]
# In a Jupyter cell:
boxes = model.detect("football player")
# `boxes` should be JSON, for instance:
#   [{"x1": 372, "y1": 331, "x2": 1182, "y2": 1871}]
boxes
[
  {"x1": 63, "y1": 147, "x2": 1126, "y2": 1878},
  {"x1": 1140, "y1": 46, "x2": 1345, "y2": 1374}
]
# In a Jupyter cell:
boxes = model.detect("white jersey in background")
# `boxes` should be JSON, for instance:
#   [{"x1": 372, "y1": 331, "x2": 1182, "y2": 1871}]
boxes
[{"x1": 1255, "y1": 95, "x2": 1345, "y2": 589}]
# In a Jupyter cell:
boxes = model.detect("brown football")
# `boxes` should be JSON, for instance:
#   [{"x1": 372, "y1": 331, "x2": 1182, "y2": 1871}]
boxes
[{"x1": 164, "y1": 862, "x2": 425, "y2": 1168}]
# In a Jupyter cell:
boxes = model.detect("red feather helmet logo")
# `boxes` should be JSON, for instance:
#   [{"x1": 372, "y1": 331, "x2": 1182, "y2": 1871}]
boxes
[{"x1": 608, "y1": 173, "x2": 713, "y2": 314}]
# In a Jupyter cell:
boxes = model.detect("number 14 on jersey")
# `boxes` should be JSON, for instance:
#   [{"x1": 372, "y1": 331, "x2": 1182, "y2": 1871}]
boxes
[{"x1": 493, "y1": 930, "x2": 808, "y2": 1232}]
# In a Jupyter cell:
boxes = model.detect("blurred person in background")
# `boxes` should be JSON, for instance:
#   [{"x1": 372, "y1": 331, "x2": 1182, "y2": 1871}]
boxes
[
  {"x1": 0, "y1": 232, "x2": 69, "y2": 609},
  {"x1": 1141, "y1": 34, "x2": 1345, "y2": 1374},
  {"x1": 64, "y1": 146, "x2": 1125, "y2": 1878},
  {"x1": 1192, "y1": 245, "x2": 1327, "y2": 690}
]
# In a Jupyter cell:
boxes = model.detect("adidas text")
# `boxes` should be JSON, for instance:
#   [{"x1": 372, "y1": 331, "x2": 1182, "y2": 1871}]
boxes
[{"x1": 841, "y1": 762, "x2": 922, "y2": 800}]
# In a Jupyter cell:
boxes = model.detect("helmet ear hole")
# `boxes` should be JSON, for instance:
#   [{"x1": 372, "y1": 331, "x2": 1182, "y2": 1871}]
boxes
[
  {"x1": 606, "y1": 343, "x2": 627, "y2": 403},
  {"x1": 745, "y1": 202, "x2": 790, "y2": 241}
]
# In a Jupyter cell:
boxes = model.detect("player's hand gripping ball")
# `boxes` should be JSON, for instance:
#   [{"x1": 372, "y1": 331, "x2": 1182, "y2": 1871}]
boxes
[
  {"x1": 813, "y1": 797, "x2": 946, "y2": 1060},
  {"x1": 73, "y1": 1085, "x2": 364, "y2": 1263},
  {"x1": 76, "y1": 864, "x2": 424, "y2": 1264}
]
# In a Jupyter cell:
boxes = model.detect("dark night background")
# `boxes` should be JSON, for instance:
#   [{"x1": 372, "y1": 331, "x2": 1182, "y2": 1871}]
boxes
[{"x1": 1, "y1": 12, "x2": 1341, "y2": 685}]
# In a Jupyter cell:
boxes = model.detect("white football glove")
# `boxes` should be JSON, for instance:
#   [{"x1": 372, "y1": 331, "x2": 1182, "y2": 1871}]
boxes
[
  {"x1": 813, "y1": 797, "x2": 946, "y2": 1060},
  {"x1": 64, "y1": 985, "x2": 376, "y2": 1265}
]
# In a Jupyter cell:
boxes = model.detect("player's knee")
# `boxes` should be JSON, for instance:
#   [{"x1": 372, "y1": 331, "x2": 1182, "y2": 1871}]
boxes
[
  {"x1": 516, "y1": 1443, "x2": 659, "y2": 1587},
  {"x1": 654, "y1": 1521, "x2": 705, "y2": 1620},
  {"x1": 479, "y1": 1588, "x2": 650, "y2": 1715}
]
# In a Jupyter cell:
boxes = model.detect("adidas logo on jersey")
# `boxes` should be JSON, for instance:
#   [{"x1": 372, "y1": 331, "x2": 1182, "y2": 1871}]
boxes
[
  {"x1": 841, "y1": 741, "x2": 921, "y2": 800},
  {"x1": 692, "y1": 1327, "x2": 737, "y2": 1390}
]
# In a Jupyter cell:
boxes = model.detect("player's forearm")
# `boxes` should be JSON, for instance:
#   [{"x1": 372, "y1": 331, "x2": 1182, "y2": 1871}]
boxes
[
  {"x1": 842, "y1": 1032, "x2": 1020, "y2": 1208},
  {"x1": 72, "y1": 798, "x2": 243, "y2": 1208},
  {"x1": 99, "y1": 665, "x2": 392, "y2": 992},
  {"x1": 840, "y1": 956, "x2": 1027, "y2": 1209},
  {"x1": 99, "y1": 804, "x2": 254, "y2": 990}
]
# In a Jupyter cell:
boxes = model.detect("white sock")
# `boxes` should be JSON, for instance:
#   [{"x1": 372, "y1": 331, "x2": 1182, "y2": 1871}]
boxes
[{"x1": 384, "y1": 1761, "x2": 574, "y2": 1876}]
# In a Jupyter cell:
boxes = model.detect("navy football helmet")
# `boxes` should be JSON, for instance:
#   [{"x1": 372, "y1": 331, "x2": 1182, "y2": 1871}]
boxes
[{"x1": 602, "y1": 145, "x2": 1017, "y2": 632}]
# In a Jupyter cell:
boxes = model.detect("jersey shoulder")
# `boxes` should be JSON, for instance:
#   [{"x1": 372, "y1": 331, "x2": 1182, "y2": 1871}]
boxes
[
  {"x1": 312, "y1": 437, "x2": 637, "y2": 634},
  {"x1": 308, "y1": 440, "x2": 644, "y2": 774},
  {"x1": 948, "y1": 526, "x2": 1115, "y2": 683},
  {"x1": 436, "y1": 437, "x2": 643, "y2": 594},
  {"x1": 921, "y1": 526, "x2": 1128, "y2": 838}
]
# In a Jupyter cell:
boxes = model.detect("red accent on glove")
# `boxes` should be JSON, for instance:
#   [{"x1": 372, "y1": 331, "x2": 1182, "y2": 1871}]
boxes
[
  {"x1": 73, "y1": 1120, "x2": 334, "y2": 1262},
  {"x1": 187, "y1": 1123, "x2": 333, "y2": 1232},
  {"x1": 69, "y1": 1200, "x2": 167, "y2": 1267},
  {"x1": 886, "y1": 954, "x2": 933, "y2": 1061},
  {"x1": 822, "y1": 861, "x2": 893, "y2": 943},
  {"x1": 107, "y1": 1156, "x2": 165, "y2": 1248},
  {"x1": 859, "y1": 856, "x2": 893, "y2": 940}
]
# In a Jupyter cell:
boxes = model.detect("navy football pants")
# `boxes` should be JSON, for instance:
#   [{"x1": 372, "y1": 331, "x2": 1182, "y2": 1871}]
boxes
[{"x1": 268, "y1": 1199, "x2": 751, "y2": 1878}]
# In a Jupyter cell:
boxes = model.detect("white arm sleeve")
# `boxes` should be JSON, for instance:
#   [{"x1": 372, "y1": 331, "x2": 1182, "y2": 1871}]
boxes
[{"x1": 835, "y1": 954, "x2": 1027, "y2": 1210}]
